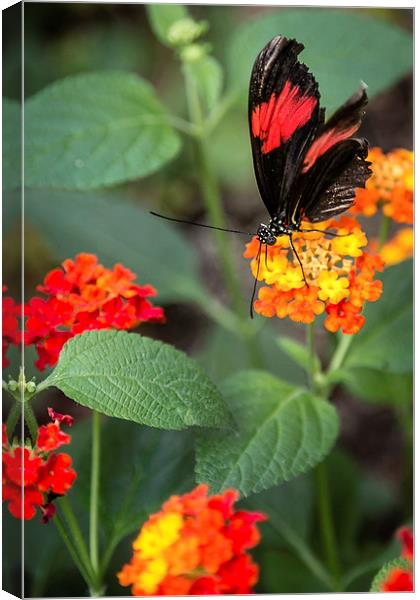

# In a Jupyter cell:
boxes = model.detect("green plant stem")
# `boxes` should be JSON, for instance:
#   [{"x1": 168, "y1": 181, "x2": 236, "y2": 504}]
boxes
[
  {"x1": 6, "y1": 401, "x2": 21, "y2": 438},
  {"x1": 90, "y1": 410, "x2": 101, "y2": 578},
  {"x1": 54, "y1": 513, "x2": 95, "y2": 591},
  {"x1": 183, "y1": 65, "x2": 263, "y2": 368},
  {"x1": 378, "y1": 214, "x2": 391, "y2": 251},
  {"x1": 315, "y1": 462, "x2": 341, "y2": 590},
  {"x1": 327, "y1": 332, "x2": 354, "y2": 375},
  {"x1": 60, "y1": 496, "x2": 96, "y2": 584},
  {"x1": 24, "y1": 402, "x2": 39, "y2": 443},
  {"x1": 305, "y1": 324, "x2": 341, "y2": 590},
  {"x1": 306, "y1": 322, "x2": 316, "y2": 390},
  {"x1": 204, "y1": 89, "x2": 239, "y2": 134}
]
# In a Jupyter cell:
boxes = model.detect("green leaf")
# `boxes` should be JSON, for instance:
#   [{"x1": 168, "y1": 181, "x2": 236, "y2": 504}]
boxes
[
  {"x1": 344, "y1": 260, "x2": 413, "y2": 373},
  {"x1": 197, "y1": 325, "x2": 305, "y2": 385},
  {"x1": 185, "y1": 56, "x2": 223, "y2": 112},
  {"x1": 146, "y1": 4, "x2": 189, "y2": 46},
  {"x1": 24, "y1": 72, "x2": 181, "y2": 189},
  {"x1": 3, "y1": 98, "x2": 21, "y2": 190},
  {"x1": 228, "y1": 9, "x2": 412, "y2": 114},
  {"x1": 277, "y1": 336, "x2": 321, "y2": 373},
  {"x1": 23, "y1": 189, "x2": 203, "y2": 304},
  {"x1": 39, "y1": 330, "x2": 230, "y2": 430},
  {"x1": 195, "y1": 370, "x2": 338, "y2": 496},
  {"x1": 339, "y1": 367, "x2": 412, "y2": 405},
  {"x1": 370, "y1": 557, "x2": 412, "y2": 592}
]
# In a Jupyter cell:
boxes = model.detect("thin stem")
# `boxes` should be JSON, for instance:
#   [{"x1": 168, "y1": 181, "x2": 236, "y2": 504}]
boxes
[
  {"x1": 378, "y1": 214, "x2": 391, "y2": 251},
  {"x1": 54, "y1": 513, "x2": 94, "y2": 591},
  {"x1": 23, "y1": 402, "x2": 38, "y2": 443},
  {"x1": 60, "y1": 496, "x2": 96, "y2": 584},
  {"x1": 327, "y1": 332, "x2": 354, "y2": 375},
  {"x1": 6, "y1": 401, "x2": 21, "y2": 438},
  {"x1": 204, "y1": 89, "x2": 239, "y2": 134},
  {"x1": 306, "y1": 322, "x2": 316, "y2": 391},
  {"x1": 90, "y1": 410, "x2": 101, "y2": 576},
  {"x1": 182, "y1": 64, "x2": 263, "y2": 368},
  {"x1": 315, "y1": 462, "x2": 341, "y2": 590},
  {"x1": 263, "y1": 505, "x2": 333, "y2": 590}
]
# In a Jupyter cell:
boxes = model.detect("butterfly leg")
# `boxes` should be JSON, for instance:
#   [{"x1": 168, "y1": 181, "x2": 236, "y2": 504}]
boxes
[
  {"x1": 249, "y1": 241, "x2": 263, "y2": 319},
  {"x1": 289, "y1": 234, "x2": 309, "y2": 287}
]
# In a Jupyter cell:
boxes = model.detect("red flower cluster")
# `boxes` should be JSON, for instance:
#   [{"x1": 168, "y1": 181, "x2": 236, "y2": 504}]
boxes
[
  {"x1": 2, "y1": 286, "x2": 21, "y2": 368},
  {"x1": 380, "y1": 526, "x2": 413, "y2": 592},
  {"x1": 2, "y1": 410, "x2": 76, "y2": 521},
  {"x1": 117, "y1": 484, "x2": 266, "y2": 595},
  {"x1": 24, "y1": 253, "x2": 165, "y2": 370}
]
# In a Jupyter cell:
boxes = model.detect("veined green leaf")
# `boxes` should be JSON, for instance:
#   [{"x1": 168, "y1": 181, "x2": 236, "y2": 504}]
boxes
[
  {"x1": 39, "y1": 330, "x2": 230, "y2": 430},
  {"x1": 24, "y1": 72, "x2": 181, "y2": 189},
  {"x1": 195, "y1": 370, "x2": 338, "y2": 496}
]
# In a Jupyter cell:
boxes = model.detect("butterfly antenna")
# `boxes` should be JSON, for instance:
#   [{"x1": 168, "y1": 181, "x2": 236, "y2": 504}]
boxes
[
  {"x1": 289, "y1": 235, "x2": 309, "y2": 287},
  {"x1": 249, "y1": 241, "x2": 263, "y2": 319},
  {"x1": 150, "y1": 211, "x2": 253, "y2": 236},
  {"x1": 300, "y1": 228, "x2": 349, "y2": 238}
]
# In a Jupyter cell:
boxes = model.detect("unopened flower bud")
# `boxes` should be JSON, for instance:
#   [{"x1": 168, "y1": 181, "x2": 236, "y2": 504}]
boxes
[
  {"x1": 26, "y1": 381, "x2": 37, "y2": 394},
  {"x1": 167, "y1": 18, "x2": 207, "y2": 47},
  {"x1": 180, "y1": 43, "x2": 207, "y2": 63}
]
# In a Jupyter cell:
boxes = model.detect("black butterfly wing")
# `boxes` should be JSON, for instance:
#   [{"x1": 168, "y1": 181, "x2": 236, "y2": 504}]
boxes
[
  {"x1": 297, "y1": 137, "x2": 372, "y2": 223},
  {"x1": 302, "y1": 84, "x2": 368, "y2": 173},
  {"x1": 249, "y1": 36, "x2": 323, "y2": 221}
]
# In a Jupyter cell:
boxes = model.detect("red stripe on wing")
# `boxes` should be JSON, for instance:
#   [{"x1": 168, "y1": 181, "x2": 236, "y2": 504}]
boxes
[
  {"x1": 251, "y1": 81, "x2": 317, "y2": 154},
  {"x1": 302, "y1": 123, "x2": 359, "y2": 172}
]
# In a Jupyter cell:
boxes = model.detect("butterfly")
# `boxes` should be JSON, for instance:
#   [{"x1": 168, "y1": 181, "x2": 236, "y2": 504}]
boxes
[
  {"x1": 249, "y1": 35, "x2": 371, "y2": 272},
  {"x1": 151, "y1": 35, "x2": 372, "y2": 316}
]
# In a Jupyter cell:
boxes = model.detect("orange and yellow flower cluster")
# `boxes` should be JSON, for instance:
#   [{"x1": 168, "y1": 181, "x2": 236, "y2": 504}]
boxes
[
  {"x1": 352, "y1": 147, "x2": 413, "y2": 267},
  {"x1": 380, "y1": 526, "x2": 413, "y2": 592},
  {"x1": 23, "y1": 253, "x2": 165, "y2": 370},
  {"x1": 2, "y1": 409, "x2": 76, "y2": 522},
  {"x1": 244, "y1": 216, "x2": 384, "y2": 334},
  {"x1": 352, "y1": 147, "x2": 413, "y2": 223},
  {"x1": 117, "y1": 484, "x2": 266, "y2": 596}
]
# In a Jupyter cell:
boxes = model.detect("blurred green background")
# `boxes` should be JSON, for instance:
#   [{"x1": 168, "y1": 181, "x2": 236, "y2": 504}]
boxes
[{"x1": 2, "y1": 4, "x2": 413, "y2": 597}]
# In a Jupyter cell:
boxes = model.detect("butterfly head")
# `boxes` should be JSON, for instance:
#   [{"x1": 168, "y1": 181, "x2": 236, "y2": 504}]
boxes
[{"x1": 257, "y1": 223, "x2": 277, "y2": 246}]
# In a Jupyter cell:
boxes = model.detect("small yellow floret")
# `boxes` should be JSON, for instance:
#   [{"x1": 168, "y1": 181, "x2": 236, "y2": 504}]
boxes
[
  {"x1": 275, "y1": 265, "x2": 306, "y2": 291},
  {"x1": 331, "y1": 229, "x2": 367, "y2": 257},
  {"x1": 135, "y1": 557, "x2": 168, "y2": 594},
  {"x1": 133, "y1": 512, "x2": 183, "y2": 558},
  {"x1": 317, "y1": 270, "x2": 350, "y2": 304}
]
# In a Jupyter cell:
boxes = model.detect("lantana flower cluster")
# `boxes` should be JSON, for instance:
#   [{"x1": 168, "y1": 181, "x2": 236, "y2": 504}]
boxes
[
  {"x1": 244, "y1": 216, "x2": 384, "y2": 334},
  {"x1": 352, "y1": 147, "x2": 413, "y2": 267},
  {"x1": 24, "y1": 253, "x2": 165, "y2": 370},
  {"x1": 2, "y1": 409, "x2": 76, "y2": 522},
  {"x1": 117, "y1": 484, "x2": 266, "y2": 596},
  {"x1": 380, "y1": 526, "x2": 413, "y2": 592}
]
